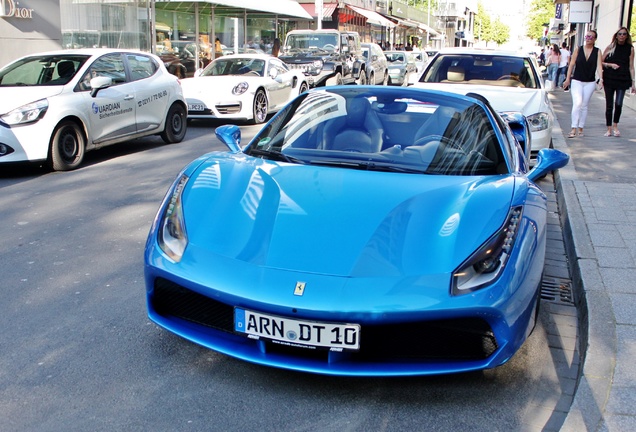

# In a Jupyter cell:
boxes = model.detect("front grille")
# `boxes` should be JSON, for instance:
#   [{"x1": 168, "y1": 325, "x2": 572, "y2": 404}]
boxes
[
  {"x1": 216, "y1": 103, "x2": 241, "y2": 114},
  {"x1": 153, "y1": 278, "x2": 234, "y2": 332},
  {"x1": 152, "y1": 278, "x2": 498, "y2": 362}
]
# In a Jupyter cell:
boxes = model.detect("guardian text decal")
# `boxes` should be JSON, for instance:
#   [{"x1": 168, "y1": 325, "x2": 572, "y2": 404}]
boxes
[
  {"x1": 0, "y1": 0, "x2": 34, "y2": 18},
  {"x1": 92, "y1": 102, "x2": 133, "y2": 120}
]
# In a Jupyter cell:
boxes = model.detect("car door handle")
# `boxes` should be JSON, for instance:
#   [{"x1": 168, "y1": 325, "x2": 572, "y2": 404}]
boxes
[{"x1": 124, "y1": 95, "x2": 134, "y2": 100}]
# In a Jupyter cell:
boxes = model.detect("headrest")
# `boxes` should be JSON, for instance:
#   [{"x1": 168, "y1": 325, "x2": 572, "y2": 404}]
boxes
[
  {"x1": 57, "y1": 61, "x2": 75, "y2": 78},
  {"x1": 345, "y1": 98, "x2": 369, "y2": 126},
  {"x1": 447, "y1": 66, "x2": 465, "y2": 82}
]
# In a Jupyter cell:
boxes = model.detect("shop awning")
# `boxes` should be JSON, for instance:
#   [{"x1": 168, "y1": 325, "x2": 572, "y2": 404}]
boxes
[
  {"x1": 299, "y1": 3, "x2": 338, "y2": 19},
  {"x1": 392, "y1": 18, "x2": 418, "y2": 28},
  {"x1": 417, "y1": 22, "x2": 440, "y2": 36},
  {"x1": 158, "y1": 0, "x2": 313, "y2": 20},
  {"x1": 346, "y1": 5, "x2": 396, "y2": 28}
]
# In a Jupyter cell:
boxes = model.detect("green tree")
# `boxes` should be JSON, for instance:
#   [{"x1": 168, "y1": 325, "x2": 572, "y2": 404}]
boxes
[
  {"x1": 527, "y1": 0, "x2": 554, "y2": 44},
  {"x1": 492, "y1": 18, "x2": 510, "y2": 45},
  {"x1": 475, "y1": 2, "x2": 493, "y2": 43}
]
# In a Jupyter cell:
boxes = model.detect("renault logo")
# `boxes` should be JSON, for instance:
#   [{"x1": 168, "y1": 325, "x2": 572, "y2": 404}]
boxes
[{"x1": 294, "y1": 282, "x2": 306, "y2": 296}]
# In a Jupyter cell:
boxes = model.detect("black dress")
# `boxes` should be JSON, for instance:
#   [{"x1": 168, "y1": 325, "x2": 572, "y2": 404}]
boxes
[
  {"x1": 572, "y1": 46, "x2": 600, "y2": 82},
  {"x1": 603, "y1": 43, "x2": 633, "y2": 90}
]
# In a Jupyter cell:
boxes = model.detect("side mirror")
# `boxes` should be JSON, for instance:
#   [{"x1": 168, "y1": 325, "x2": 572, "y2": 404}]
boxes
[
  {"x1": 215, "y1": 124, "x2": 242, "y2": 153},
  {"x1": 194, "y1": 69, "x2": 203, "y2": 77},
  {"x1": 89, "y1": 76, "x2": 112, "y2": 98},
  {"x1": 269, "y1": 68, "x2": 278, "y2": 80},
  {"x1": 527, "y1": 148, "x2": 569, "y2": 182}
]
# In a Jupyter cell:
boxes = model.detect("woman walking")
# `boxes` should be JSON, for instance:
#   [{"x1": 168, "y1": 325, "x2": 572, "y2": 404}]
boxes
[
  {"x1": 546, "y1": 44, "x2": 561, "y2": 88},
  {"x1": 601, "y1": 27, "x2": 635, "y2": 137},
  {"x1": 563, "y1": 30, "x2": 604, "y2": 137}
]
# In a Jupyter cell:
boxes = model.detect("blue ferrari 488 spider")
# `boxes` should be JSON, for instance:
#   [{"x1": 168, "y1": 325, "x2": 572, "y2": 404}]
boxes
[{"x1": 144, "y1": 85, "x2": 569, "y2": 376}]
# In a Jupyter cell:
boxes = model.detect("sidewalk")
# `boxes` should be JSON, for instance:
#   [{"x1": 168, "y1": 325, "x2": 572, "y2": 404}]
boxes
[{"x1": 548, "y1": 88, "x2": 636, "y2": 430}]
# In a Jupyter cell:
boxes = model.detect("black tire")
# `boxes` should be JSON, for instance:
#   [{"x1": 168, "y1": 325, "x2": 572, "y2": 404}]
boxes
[
  {"x1": 357, "y1": 70, "x2": 367, "y2": 85},
  {"x1": 298, "y1": 81, "x2": 309, "y2": 95},
  {"x1": 382, "y1": 71, "x2": 389, "y2": 86},
  {"x1": 325, "y1": 72, "x2": 343, "y2": 86},
  {"x1": 251, "y1": 89, "x2": 268, "y2": 124},
  {"x1": 49, "y1": 120, "x2": 85, "y2": 171},
  {"x1": 161, "y1": 103, "x2": 187, "y2": 144}
]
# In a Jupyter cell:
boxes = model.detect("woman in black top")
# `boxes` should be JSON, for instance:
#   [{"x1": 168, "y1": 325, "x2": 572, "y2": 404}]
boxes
[
  {"x1": 602, "y1": 27, "x2": 635, "y2": 137},
  {"x1": 563, "y1": 30, "x2": 604, "y2": 138}
]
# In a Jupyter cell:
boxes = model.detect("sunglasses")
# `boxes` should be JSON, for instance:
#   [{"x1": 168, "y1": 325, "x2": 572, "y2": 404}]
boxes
[{"x1": 618, "y1": 32, "x2": 628, "y2": 36}]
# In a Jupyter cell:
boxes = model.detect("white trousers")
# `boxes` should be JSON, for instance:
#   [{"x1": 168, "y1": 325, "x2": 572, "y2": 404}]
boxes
[{"x1": 570, "y1": 79, "x2": 597, "y2": 129}]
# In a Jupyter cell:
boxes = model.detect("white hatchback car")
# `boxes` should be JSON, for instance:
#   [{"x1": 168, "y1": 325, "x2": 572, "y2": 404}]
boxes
[
  {"x1": 0, "y1": 49, "x2": 187, "y2": 171},
  {"x1": 413, "y1": 48, "x2": 554, "y2": 157}
]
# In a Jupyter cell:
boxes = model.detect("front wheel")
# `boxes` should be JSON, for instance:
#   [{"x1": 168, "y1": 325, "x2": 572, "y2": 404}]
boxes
[
  {"x1": 325, "y1": 72, "x2": 343, "y2": 86},
  {"x1": 251, "y1": 90, "x2": 268, "y2": 124},
  {"x1": 49, "y1": 120, "x2": 85, "y2": 171},
  {"x1": 161, "y1": 103, "x2": 187, "y2": 144},
  {"x1": 298, "y1": 81, "x2": 309, "y2": 95},
  {"x1": 382, "y1": 71, "x2": 389, "y2": 86},
  {"x1": 357, "y1": 70, "x2": 367, "y2": 85}
]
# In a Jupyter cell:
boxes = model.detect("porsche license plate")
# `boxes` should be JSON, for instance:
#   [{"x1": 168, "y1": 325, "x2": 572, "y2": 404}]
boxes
[
  {"x1": 234, "y1": 308, "x2": 360, "y2": 351},
  {"x1": 187, "y1": 103, "x2": 205, "y2": 111}
]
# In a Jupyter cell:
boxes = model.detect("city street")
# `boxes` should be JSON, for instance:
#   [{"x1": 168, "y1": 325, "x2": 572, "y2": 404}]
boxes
[{"x1": 1, "y1": 120, "x2": 575, "y2": 431}]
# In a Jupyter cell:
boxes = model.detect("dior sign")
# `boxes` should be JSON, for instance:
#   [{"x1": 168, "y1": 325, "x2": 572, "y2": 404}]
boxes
[{"x1": 0, "y1": 0, "x2": 34, "y2": 18}]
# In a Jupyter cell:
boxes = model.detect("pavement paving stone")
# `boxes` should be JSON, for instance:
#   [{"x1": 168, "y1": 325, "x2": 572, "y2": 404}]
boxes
[{"x1": 547, "y1": 86, "x2": 636, "y2": 431}]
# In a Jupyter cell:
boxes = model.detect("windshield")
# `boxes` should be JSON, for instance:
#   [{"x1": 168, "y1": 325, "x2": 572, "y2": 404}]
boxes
[
  {"x1": 421, "y1": 54, "x2": 539, "y2": 89},
  {"x1": 246, "y1": 87, "x2": 507, "y2": 176},
  {"x1": 0, "y1": 55, "x2": 90, "y2": 86},
  {"x1": 386, "y1": 52, "x2": 406, "y2": 64},
  {"x1": 284, "y1": 34, "x2": 339, "y2": 52},
  {"x1": 202, "y1": 58, "x2": 266, "y2": 77}
]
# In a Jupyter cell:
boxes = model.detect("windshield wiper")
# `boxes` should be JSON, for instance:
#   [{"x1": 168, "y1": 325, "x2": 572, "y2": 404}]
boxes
[
  {"x1": 307, "y1": 159, "x2": 427, "y2": 173},
  {"x1": 248, "y1": 148, "x2": 306, "y2": 164}
]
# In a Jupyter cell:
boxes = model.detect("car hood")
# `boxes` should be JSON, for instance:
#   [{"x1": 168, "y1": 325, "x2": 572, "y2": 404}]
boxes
[
  {"x1": 412, "y1": 82, "x2": 548, "y2": 115},
  {"x1": 181, "y1": 155, "x2": 516, "y2": 278},
  {"x1": 0, "y1": 87, "x2": 65, "y2": 114}
]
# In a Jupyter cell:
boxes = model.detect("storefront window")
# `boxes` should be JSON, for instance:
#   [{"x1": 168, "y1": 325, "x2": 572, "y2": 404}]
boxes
[{"x1": 60, "y1": 0, "x2": 150, "y2": 50}]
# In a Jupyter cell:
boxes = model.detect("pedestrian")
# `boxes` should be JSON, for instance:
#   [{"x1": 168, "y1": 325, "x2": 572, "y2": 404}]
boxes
[
  {"x1": 271, "y1": 37, "x2": 280, "y2": 57},
  {"x1": 545, "y1": 43, "x2": 561, "y2": 89},
  {"x1": 601, "y1": 27, "x2": 635, "y2": 137},
  {"x1": 563, "y1": 30, "x2": 604, "y2": 138},
  {"x1": 558, "y1": 42, "x2": 571, "y2": 89},
  {"x1": 214, "y1": 37, "x2": 223, "y2": 58}
]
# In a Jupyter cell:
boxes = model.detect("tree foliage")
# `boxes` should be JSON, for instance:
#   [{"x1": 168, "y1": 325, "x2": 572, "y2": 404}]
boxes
[
  {"x1": 527, "y1": 0, "x2": 554, "y2": 43},
  {"x1": 475, "y1": 1, "x2": 509, "y2": 46}
]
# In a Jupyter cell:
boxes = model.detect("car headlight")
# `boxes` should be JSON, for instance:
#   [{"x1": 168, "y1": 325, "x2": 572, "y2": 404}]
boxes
[
  {"x1": 1, "y1": 99, "x2": 48, "y2": 126},
  {"x1": 232, "y1": 81, "x2": 249, "y2": 95},
  {"x1": 526, "y1": 112, "x2": 551, "y2": 132},
  {"x1": 452, "y1": 206, "x2": 523, "y2": 295},
  {"x1": 312, "y1": 60, "x2": 323, "y2": 69},
  {"x1": 157, "y1": 174, "x2": 189, "y2": 263}
]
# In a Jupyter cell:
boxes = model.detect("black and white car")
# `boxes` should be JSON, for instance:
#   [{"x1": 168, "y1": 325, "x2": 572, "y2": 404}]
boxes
[{"x1": 0, "y1": 49, "x2": 187, "y2": 171}]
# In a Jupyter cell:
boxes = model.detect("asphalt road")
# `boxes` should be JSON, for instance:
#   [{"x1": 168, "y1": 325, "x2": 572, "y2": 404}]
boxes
[{"x1": 0, "y1": 120, "x2": 572, "y2": 432}]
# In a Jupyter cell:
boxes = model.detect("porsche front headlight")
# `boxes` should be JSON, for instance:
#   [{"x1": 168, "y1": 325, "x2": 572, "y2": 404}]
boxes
[
  {"x1": 452, "y1": 206, "x2": 523, "y2": 295},
  {"x1": 526, "y1": 112, "x2": 551, "y2": 132},
  {"x1": 157, "y1": 174, "x2": 189, "y2": 262},
  {"x1": 232, "y1": 81, "x2": 249, "y2": 95},
  {"x1": 1, "y1": 99, "x2": 48, "y2": 126}
]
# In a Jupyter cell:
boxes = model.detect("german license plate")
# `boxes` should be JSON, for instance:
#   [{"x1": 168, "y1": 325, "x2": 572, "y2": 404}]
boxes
[
  {"x1": 234, "y1": 308, "x2": 360, "y2": 351},
  {"x1": 187, "y1": 103, "x2": 205, "y2": 111}
]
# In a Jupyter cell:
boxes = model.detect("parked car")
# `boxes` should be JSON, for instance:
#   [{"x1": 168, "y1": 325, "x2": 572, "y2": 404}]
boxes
[
  {"x1": 159, "y1": 41, "x2": 211, "y2": 78},
  {"x1": 413, "y1": 48, "x2": 555, "y2": 156},
  {"x1": 144, "y1": 85, "x2": 569, "y2": 376},
  {"x1": 361, "y1": 43, "x2": 389, "y2": 85},
  {"x1": 181, "y1": 54, "x2": 310, "y2": 124},
  {"x1": 0, "y1": 49, "x2": 187, "y2": 171},
  {"x1": 408, "y1": 50, "x2": 430, "y2": 84},
  {"x1": 385, "y1": 51, "x2": 417, "y2": 86}
]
